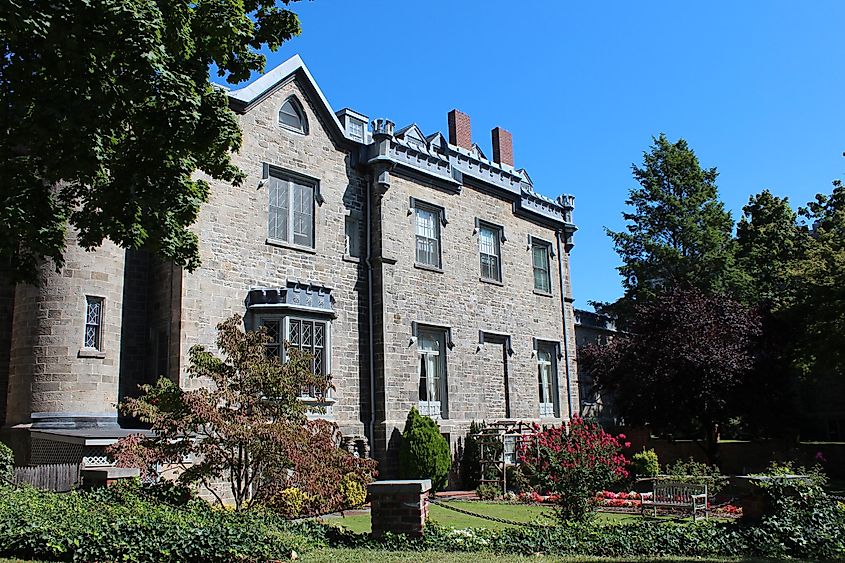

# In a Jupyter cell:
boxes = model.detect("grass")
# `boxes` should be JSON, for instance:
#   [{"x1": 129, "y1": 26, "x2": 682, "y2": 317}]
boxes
[{"x1": 326, "y1": 501, "x2": 665, "y2": 533}]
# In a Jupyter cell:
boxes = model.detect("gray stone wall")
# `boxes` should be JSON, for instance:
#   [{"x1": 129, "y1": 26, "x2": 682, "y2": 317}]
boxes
[
  {"x1": 5, "y1": 233, "x2": 126, "y2": 428},
  {"x1": 371, "y1": 171, "x2": 579, "y2": 475},
  {"x1": 179, "y1": 78, "x2": 369, "y2": 436},
  {"x1": 0, "y1": 268, "x2": 15, "y2": 425}
]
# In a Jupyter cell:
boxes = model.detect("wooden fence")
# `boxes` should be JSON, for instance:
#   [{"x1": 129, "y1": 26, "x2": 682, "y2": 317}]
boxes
[{"x1": 13, "y1": 463, "x2": 80, "y2": 492}]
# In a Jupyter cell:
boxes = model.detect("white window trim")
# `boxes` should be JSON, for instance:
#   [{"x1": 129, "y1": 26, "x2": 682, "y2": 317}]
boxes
[
  {"x1": 417, "y1": 326, "x2": 448, "y2": 419},
  {"x1": 536, "y1": 340, "x2": 560, "y2": 418},
  {"x1": 278, "y1": 96, "x2": 308, "y2": 135},
  {"x1": 478, "y1": 222, "x2": 503, "y2": 282},
  {"x1": 531, "y1": 238, "x2": 553, "y2": 294}
]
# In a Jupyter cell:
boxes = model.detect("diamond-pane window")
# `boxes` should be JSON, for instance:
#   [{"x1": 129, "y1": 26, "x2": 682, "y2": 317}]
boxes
[
  {"x1": 262, "y1": 320, "x2": 282, "y2": 358},
  {"x1": 83, "y1": 296, "x2": 104, "y2": 350}
]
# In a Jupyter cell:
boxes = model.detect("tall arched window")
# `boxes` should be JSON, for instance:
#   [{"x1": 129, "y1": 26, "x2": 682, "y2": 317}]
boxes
[{"x1": 278, "y1": 96, "x2": 308, "y2": 134}]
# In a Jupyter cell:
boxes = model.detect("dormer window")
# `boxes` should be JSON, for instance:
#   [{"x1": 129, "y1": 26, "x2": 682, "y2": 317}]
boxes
[{"x1": 279, "y1": 96, "x2": 308, "y2": 134}]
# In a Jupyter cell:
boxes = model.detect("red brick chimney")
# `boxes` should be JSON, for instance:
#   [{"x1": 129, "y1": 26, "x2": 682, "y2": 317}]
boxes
[
  {"x1": 448, "y1": 109, "x2": 472, "y2": 150},
  {"x1": 492, "y1": 127, "x2": 513, "y2": 167}
]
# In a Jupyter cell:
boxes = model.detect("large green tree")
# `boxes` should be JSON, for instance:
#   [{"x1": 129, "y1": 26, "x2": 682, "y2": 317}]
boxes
[
  {"x1": 735, "y1": 190, "x2": 806, "y2": 309},
  {"x1": 789, "y1": 180, "x2": 845, "y2": 422},
  {"x1": 607, "y1": 134, "x2": 736, "y2": 312},
  {"x1": 1, "y1": 0, "x2": 302, "y2": 282}
]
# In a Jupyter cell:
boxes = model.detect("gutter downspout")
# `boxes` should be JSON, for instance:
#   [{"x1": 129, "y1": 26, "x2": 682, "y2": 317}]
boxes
[
  {"x1": 366, "y1": 175, "x2": 376, "y2": 446},
  {"x1": 556, "y1": 230, "x2": 575, "y2": 419}
]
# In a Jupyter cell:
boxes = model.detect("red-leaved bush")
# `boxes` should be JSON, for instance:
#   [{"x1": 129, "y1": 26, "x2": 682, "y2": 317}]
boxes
[{"x1": 518, "y1": 416, "x2": 628, "y2": 522}]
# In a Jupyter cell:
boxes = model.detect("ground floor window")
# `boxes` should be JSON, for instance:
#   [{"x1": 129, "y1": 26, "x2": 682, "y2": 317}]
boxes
[
  {"x1": 418, "y1": 327, "x2": 448, "y2": 418},
  {"x1": 259, "y1": 315, "x2": 330, "y2": 401},
  {"x1": 536, "y1": 340, "x2": 560, "y2": 417}
]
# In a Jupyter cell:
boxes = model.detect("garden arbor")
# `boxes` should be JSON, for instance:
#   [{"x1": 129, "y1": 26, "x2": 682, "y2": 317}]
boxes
[{"x1": 477, "y1": 420, "x2": 535, "y2": 495}]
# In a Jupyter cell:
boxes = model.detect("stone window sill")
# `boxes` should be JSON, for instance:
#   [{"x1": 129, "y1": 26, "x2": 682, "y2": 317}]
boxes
[
  {"x1": 533, "y1": 289, "x2": 554, "y2": 298},
  {"x1": 266, "y1": 238, "x2": 317, "y2": 254},
  {"x1": 414, "y1": 262, "x2": 443, "y2": 274},
  {"x1": 342, "y1": 254, "x2": 361, "y2": 264},
  {"x1": 480, "y1": 277, "x2": 504, "y2": 286},
  {"x1": 78, "y1": 349, "x2": 106, "y2": 359}
]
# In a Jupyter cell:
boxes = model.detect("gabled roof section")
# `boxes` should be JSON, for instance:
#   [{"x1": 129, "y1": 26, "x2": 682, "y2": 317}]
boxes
[
  {"x1": 395, "y1": 123, "x2": 426, "y2": 144},
  {"x1": 227, "y1": 55, "x2": 350, "y2": 145}
]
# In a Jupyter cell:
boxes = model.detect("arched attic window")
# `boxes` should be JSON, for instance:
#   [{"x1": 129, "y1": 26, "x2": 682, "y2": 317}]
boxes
[{"x1": 278, "y1": 96, "x2": 308, "y2": 134}]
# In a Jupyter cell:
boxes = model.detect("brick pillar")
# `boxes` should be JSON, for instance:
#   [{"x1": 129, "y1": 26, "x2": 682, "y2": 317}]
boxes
[{"x1": 367, "y1": 479, "x2": 431, "y2": 538}]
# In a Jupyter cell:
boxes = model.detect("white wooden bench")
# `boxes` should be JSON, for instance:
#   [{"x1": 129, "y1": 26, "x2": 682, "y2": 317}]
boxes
[{"x1": 640, "y1": 480, "x2": 708, "y2": 520}]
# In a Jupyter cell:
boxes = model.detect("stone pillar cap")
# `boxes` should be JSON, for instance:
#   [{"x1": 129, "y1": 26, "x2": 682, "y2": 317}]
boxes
[{"x1": 367, "y1": 479, "x2": 432, "y2": 494}]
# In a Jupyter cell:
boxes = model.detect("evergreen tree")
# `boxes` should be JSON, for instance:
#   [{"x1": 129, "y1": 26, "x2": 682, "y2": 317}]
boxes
[
  {"x1": 607, "y1": 134, "x2": 736, "y2": 313},
  {"x1": 399, "y1": 407, "x2": 450, "y2": 492}
]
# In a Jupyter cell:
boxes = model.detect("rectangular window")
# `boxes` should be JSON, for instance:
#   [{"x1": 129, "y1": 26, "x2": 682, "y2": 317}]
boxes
[
  {"x1": 268, "y1": 174, "x2": 314, "y2": 248},
  {"x1": 260, "y1": 316, "x2": 329, "y2": 400},
  {"x1": 536, "y1": 341, "x2": 559, "y2": 417},
  {"x1": 418, "y1": 327, "x2": 447, "y2": 418},
  {"x1": 84, "y1": 296, "x2": 104, "y2": 350},
  {"x1": 532, "y1": 241, "x2": 552, "y2": 293},
  {"x1": 415, "y1": 205, "x2": 441, "y2": 268},
  {"x1": 345, "y1": 213, "x2": 362, "y2": 258},
  {"x1": 478, "y1": 224, "x2": 502, "y2": 282}
]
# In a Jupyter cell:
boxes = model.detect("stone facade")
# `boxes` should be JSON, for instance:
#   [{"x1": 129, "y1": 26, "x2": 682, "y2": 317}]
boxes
[{"x1": 0, "y1": 55, "x2": 579, "y2": 476}]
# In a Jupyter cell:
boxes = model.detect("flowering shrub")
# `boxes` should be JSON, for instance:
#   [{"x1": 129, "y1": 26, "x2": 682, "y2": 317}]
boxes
[{"x1": 518, "y1": 416, "x2": 629, "y2": 522}]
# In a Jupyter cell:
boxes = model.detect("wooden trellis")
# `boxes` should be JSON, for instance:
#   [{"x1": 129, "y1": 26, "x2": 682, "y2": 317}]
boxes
[{"x1": 477, "y1": 420, "x2": 535, "y2": 495}]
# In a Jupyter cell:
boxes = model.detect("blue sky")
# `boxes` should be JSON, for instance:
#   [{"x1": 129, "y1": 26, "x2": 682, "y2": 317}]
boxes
[{"x1": 239, "y1": 1, "x2": 845, "y2": 308}]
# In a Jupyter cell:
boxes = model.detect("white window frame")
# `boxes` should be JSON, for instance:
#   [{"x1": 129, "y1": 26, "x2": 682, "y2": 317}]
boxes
[
  {"x1": 417, "y1": 327, "x2": 448, "y2": 418},
  {"x1": 478, "y1": 223, "x2": 503, "y2": 282},
  {"x1": 257, "y1": 314, "x2": 333, "y2": 405},
  {"x1": 532, "y1": 239, "x2": 552, "y2": 294},
  {"x1": 83, "y1": 296, "x2": 104, "y2": 351},
  {"x1": 536, "y1": 340, "x2": 560, "y2": 418},
  {"x1": 267, "y1": 173, "x2": 316, "y2": 249},
  {"x1": 414, "y1": 204, "x2": 442, "y2": 268}
]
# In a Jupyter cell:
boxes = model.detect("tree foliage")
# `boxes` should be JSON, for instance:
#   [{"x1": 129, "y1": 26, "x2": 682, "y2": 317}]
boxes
[
  {"x1": 0, "y1": 0, "x2": 302, "y2": 282},
  {"x1": 398, "y1": 407, "x2": 451, "y2": 493},
  {"x1": 111, "y1": 314, "x2": 331, "y2": 510},
  {"x1": 607, "y1": 134, "x2": 736, "y2": 312},
  {"x1": 583, "y1": 289, "x2": 762, "y2": 462}
]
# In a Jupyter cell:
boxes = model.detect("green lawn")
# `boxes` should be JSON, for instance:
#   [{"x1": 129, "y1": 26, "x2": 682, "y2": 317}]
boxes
[{"x1": 326, "y1": 501, "x2": 648, "y2": 533}]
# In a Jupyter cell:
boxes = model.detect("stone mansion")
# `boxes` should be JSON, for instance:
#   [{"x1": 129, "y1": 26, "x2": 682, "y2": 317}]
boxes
[{"x1": 0, "y1": 55, "x2": 579, "y2": 475}]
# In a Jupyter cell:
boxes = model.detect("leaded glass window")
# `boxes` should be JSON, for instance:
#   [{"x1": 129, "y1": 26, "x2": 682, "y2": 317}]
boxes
[
  {"x1": 84, "y1": 296, "x2": 104, "y2": 350},
  {"x1": 479, "y1": 224, "x2": 502, "y2": 282},
  {"x1": 418, "y1": 328, "x2": 447, "y2": 418},
  {"x1": 415, "y1": 205, "x2": 441, "y2": 268},
  {"x1": 288, "y1": 318, "x2": 328, "y2": 398},
  {"x1": 532, "y1": 241, "x2": 552, "y2": 293},
  {"x1": 262, "y1": 319, "x2": 282, "y2": 358},
  {"x1": 537, "y1": 342, "x2": 559, "y2": 417},
  {"x1": 279, "y1": 97, "x2": 307, "y2": 133},
  {"x1": 267, "y1": 174, "x2": 314, "y2": 248}
]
